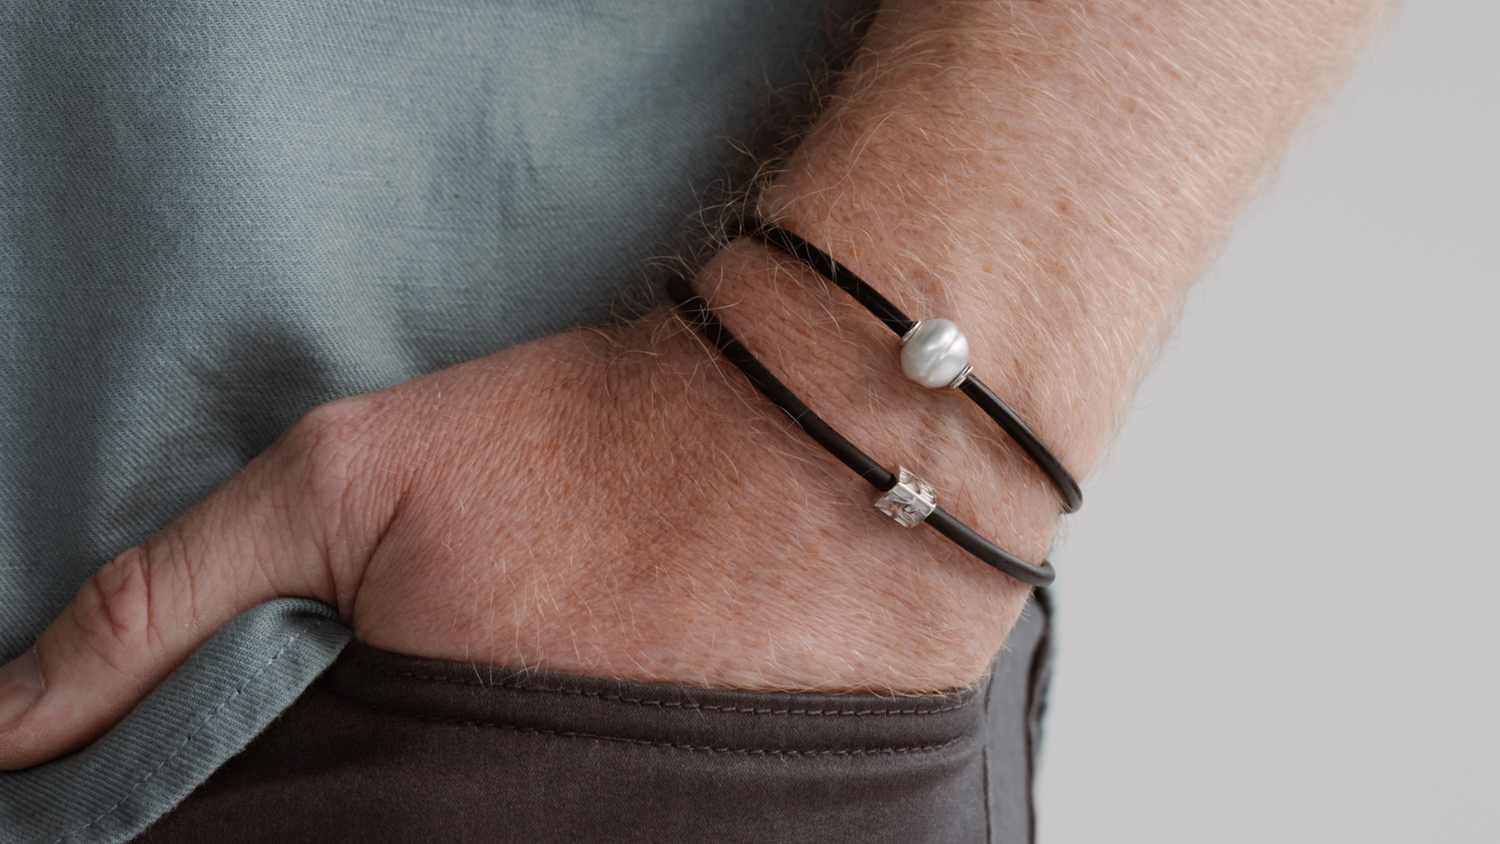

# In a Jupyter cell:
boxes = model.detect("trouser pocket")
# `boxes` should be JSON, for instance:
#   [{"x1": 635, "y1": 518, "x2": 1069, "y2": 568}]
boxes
[{"x1": 137, "y1": 595, "x2": 1052, "y2": 844}]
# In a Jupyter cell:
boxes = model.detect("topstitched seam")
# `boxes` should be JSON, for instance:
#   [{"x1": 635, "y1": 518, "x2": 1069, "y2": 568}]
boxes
[
  {"x1": 329, "y1": 688, "x2": 965, "y2": 757},
  {"x1": 48, "y1": 619, "x2": 331, "y2": 844},
  {"x1": 344, "y1": 656, "x2": 973, "y2": 716}
]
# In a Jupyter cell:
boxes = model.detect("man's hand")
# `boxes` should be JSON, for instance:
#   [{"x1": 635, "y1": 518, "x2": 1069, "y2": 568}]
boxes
[
  {"x1": 0, "y1": 0, "x2": 1383, "y2": 769},
  {"x1": 0, "y1": 305, "x2": 1038, "y2": 769}
]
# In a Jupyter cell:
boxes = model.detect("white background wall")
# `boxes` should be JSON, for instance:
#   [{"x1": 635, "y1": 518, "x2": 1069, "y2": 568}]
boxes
[{"x1": 1035, "y1": 3, "x2": 1498, "y2": 841}]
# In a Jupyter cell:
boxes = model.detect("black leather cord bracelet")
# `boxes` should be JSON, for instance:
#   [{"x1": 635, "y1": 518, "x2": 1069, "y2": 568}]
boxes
[
  {"x1": 733, "y1": 218, "x2": 1083, "y2": 514},
  {"x1": 666, "y1": 274, "x2": 1056, "y2": 588}
]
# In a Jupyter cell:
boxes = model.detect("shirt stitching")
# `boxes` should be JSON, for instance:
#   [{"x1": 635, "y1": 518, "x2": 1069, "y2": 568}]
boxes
[{"x1": 50, "y1": 621, "x2": 328, "y2": 844}]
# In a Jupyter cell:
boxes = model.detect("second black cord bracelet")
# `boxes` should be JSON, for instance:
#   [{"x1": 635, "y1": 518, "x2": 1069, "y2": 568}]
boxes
[{"x1": 666, "y1": 274, "x2": 1056, "y2": 588}]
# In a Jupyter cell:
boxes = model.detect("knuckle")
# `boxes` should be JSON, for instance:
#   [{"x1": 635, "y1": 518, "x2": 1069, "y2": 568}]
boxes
[
  {"x1": 283, "y1": 397, "x2": 375, "y2": 461},
  {"x1": 68, "y1": 543, "x2": 162, "y2": 662},
  {"x1": 271, "y1": 396, "x2": 406, "y2": 594},
  {"x1": 274, "y1": 396, "x2": 389, "y2": 505}
]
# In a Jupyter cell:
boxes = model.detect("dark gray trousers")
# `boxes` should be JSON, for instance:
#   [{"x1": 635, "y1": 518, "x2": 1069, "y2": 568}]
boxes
[{"x1": 137, "y1": 594, "x2": 1052, "y2": 844}]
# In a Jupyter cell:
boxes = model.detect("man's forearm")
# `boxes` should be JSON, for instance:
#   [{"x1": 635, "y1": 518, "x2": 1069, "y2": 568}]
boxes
[
  {"x1": 719, "y1": 0, "x2": 1385, "y2": 514},
  {"x1": 625, "y1": 1, "x2": 1379, "y2": 676}
]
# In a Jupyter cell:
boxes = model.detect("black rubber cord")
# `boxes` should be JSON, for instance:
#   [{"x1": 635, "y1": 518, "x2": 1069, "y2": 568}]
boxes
[
  {"x1": 667, "y1": 274, "x2": 1056, "y2": 588},
  {"x1": 734, "y1": 218, "x2": 1084, "y2": 514}
]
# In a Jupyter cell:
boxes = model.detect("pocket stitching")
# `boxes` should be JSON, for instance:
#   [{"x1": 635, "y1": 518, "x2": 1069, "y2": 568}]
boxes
[
  {"x1": 328, "y1": 687, "x2": 967, "y2": 756},
  {"x1": 345, "y1": 656, "x2": 973, "y2": 717}
]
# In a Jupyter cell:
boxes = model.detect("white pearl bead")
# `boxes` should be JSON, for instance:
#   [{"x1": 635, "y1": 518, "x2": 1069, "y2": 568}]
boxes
[{"x1": 900, "y1": 319, "x2": 969, "y2": 388}]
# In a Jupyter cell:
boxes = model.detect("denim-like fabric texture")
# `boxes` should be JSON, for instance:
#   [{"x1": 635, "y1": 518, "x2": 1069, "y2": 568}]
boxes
[
  {"x1": 0, "y1": 599, "x2": 351, "y2": 844},
  {"x1": 0, "y1": 0, "x2": 829, "y2": 839}
]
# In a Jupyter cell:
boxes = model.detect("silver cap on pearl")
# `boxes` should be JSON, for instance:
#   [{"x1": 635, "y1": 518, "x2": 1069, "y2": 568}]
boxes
[{"x1": 946, "y1": 364, "x2": 974, "y2": 390}]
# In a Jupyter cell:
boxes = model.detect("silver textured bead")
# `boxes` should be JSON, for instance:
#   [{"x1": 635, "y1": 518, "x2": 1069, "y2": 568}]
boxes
[
  {"x1": 900, "y1": 318, "x2": 970, "y2": 389},
  {"x1": 875, "y1": 467, "x2": 938, "y2": 528}
]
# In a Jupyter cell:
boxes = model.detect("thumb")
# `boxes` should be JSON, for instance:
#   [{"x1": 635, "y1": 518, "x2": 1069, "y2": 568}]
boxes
[{"x1": 0, "y1": 399, "x2": 397, "y2": 769}]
